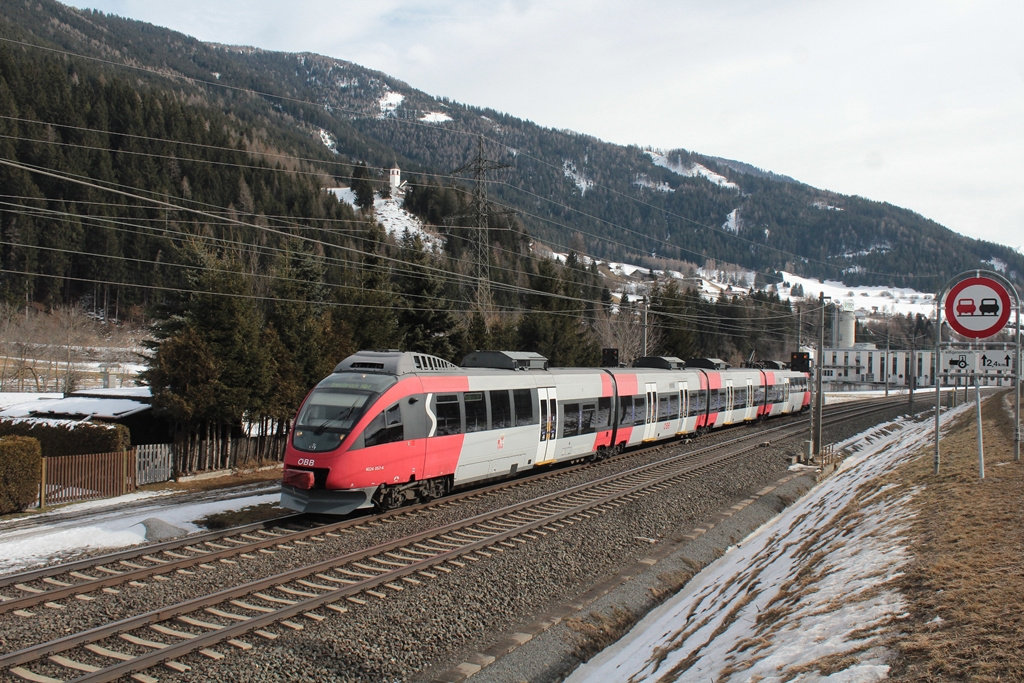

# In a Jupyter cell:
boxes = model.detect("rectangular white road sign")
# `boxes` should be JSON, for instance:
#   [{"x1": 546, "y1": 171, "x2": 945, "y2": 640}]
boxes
[{"x1": 941, "y1": 351, "x2": 978, "y2": 374}]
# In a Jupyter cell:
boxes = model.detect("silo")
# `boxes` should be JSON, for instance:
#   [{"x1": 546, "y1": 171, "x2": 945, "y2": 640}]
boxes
[{"x1": 838, "y1": 300, "x2": 857, "y2": 347}]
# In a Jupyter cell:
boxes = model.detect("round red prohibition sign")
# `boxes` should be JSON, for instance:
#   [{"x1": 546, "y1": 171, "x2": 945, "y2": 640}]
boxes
[{"x1": 945, "y1": 276, "x2": 1012, "y2": 339}]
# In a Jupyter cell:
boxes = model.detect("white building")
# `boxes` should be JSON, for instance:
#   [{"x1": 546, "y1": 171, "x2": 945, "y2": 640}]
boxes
[
  {"x1": 821, "y1": 345, "x2": 1015, "y2": 389},
  {"x1": 389, "y1": 165, "x2": 404, "y2": 197}
]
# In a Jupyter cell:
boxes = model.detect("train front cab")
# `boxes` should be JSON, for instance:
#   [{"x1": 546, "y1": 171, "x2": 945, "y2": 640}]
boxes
[{"x1": 282, "y1": 369, "x2": 430, "y2": 515}]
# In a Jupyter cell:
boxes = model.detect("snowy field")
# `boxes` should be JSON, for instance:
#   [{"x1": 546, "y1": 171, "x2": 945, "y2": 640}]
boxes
[
  {"x1": 567, "y1": 402, "x2": 970, "y2": 682},
  {"x1": 0, "y1": 486, "x2": 280, "y2": 575}
]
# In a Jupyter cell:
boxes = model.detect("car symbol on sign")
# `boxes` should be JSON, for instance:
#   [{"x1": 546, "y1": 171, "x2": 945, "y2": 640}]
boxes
[
  {"x1": 979, "y1": 298, "x2": 999, "y2": 315},
  {"x1": 956, "y1": 298, "x2": 975, "y2": 316}
]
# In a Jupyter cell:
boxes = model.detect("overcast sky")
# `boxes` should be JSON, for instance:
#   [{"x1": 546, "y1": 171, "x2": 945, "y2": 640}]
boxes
[{"x1": 69, "y1": 0, "x2": 1024, "y2": 253}]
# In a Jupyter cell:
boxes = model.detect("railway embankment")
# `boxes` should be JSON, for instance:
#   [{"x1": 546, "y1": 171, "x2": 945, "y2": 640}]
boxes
[
  {"x1": 887, "y1": 391, "x2": 1024, "y2": 681},
  {"x1": 7, "y1": 396, "x2": 1009, "y2": 682},
  {"x1": 480, "y1": 392, "x2": 1022, "y2": 683}
]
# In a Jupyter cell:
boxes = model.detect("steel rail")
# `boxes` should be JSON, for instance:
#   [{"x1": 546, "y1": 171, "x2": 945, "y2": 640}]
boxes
[
  {"x1": 0, "y1": 397, "x2": 900, "y2": 616},
  {"x1": 2, "y1": 396, "x2": 910, "y2": 681}
]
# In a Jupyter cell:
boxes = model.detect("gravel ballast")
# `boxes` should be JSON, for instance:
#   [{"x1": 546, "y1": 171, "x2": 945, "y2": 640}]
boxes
[{"x1": 0, "y1": 400, "x2": 926, "y2": 682}]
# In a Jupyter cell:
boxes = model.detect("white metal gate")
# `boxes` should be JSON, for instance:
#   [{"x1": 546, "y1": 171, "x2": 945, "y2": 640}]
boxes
[{"x1": 136, "y1": 443, "x2": 174, "y2": 485}]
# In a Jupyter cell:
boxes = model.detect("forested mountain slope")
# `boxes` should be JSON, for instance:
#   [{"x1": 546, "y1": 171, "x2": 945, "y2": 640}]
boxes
[{"x1": 2, "y1": 0, "x2": 1020, "y2": 298}]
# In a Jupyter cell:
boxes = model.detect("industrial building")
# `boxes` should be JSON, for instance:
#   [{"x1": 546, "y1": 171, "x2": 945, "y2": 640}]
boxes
[{"x1": 817, "y1": 301, "x2": 1015, "y2": 390}]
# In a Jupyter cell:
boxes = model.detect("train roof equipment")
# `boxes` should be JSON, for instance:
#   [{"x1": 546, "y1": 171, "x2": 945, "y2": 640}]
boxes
[
  {"x1": 461, "y1": 350, "x2": 549, "y2": 371},
  {"x1": 632, "y1": 356, "x2": 687, "y2": 370},
  {"x1": 332, "y1": 350, "x2": 458, "y2": 375},
  {"x1": 684, "y1": 358, "x2": 731, "y2": 370}
]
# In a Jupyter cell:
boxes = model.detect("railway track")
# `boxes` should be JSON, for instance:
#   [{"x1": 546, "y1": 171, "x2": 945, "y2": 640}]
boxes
[
  {"x1": 0, "y1": 398, "x2": 885, "y2": 616},
  {"x1": 0, "y1": 397, "x2": 912, "y2": 682}
]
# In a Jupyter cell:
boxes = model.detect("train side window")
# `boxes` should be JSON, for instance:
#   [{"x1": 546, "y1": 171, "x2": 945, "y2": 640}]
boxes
[
  {"x1": 514, "y1": 389, "x2": 535, "y2": 426},
  {"x1": 563, "y1": 403, "x2": 581, "y2": 437},
  {"x1": 597, "y1": 397, "x2": 612, "y2": 429},
  {"x1": 581, "y1": 402, "x2": 596, "y2": 434},
  {"x1": 364, "y1": 403, "x2": 404, "y2": 447},
  {"x1": 435, "y1": 394, "x2": 462, "y2": 436},
  {"x1": 635, "y1": 396, "x2": 647, "y2": 424},
  {"x1": 490, "y1": 390, "x2": 512, "y2": 430},
  {"x1": 619, "y1": 396, "x2": 634, "y2": 426},
  {"x1": 658, "y1": 395, "x2": 672, "y2": 421},
  {"x1": 709, "y1": 389, "x2": 721, "y2": 412},
  {"x1": 465, "y1": 392, "x2": 487, "y2": 433},
  {"x1": 688, "y1": 390, "x2": 702, "y2": 417}
]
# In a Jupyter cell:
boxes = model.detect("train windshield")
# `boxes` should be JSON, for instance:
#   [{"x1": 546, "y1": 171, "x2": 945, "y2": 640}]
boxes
[{"x1": 291, "y1": 373, "x2": 397, "y2": 452}]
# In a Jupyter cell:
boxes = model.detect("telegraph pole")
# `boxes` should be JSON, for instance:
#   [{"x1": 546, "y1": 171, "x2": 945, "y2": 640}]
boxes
[{"x1": 812, "y1": 292, "x2": 827, "y2": 458}]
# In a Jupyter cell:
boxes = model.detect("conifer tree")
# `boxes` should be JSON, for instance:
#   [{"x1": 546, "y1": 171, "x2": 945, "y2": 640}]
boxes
[{"x1": 351, "y1": 162, "x2": 375, "y2": 212}]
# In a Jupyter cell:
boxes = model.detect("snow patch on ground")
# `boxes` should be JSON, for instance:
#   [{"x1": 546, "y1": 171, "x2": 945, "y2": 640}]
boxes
[
  {"x1": 326, "y1": 188, "x2": 443, "y2": 252},
  {"x1": 0, "y1": 487, "x2": 279, "y2": 574},
  {"x1": 722, "y1": 208, "x2": 740, "y2": 233},
  {"x1": 568, "y1": 403, "x2": 971, "y2": 682},
  {"x1": 634, "y1": 174, "x2": 674, "y2": 193},
  {"x1": 563, "y1": 160, "x2": 594, "y2": 195}
]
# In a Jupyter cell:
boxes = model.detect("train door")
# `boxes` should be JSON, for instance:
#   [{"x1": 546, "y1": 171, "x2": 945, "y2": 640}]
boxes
[
  {"x1": 643, "y1": 382, "x2": 658, "y2": 441},
  {"x1": 678, "y1": 383, "x2": 689, "y2": 434},
  {"x1": 724, "y1": 380, "x2": 734, "y2": 424},
  {"x1": 536, "y1": 387, "x2": 558, "y2": 464},
  {"x1": 746, "y1": 379, "x2": 756, "y2": 421},
  {"x1": 782, "y1": 378, "x2": 791, "y2": 411}
]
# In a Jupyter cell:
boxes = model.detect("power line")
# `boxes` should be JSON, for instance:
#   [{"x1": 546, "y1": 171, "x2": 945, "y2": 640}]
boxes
[{"x1": 0, "y1": 33, "x2": 932, "y2": 285}]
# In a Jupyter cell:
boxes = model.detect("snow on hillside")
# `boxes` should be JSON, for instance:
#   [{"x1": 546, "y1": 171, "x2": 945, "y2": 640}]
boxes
[
  {"x1": 777, "y1": 271, "x2": 936, "y2": 319},
  {"x1": 563, "y1": 160, "x2": 594, "y2": 195},
  {"x1": 318, "y1": 129, "x2": 338, "y2": 154},
  {"x1": 554, "y1": 246, "x2": 938, "y2": 320},
  {"x1": 722, "y1": 208, "x2": 740, "y2": 233},
  {"x1": 327, "y1": 184, "x2": 937, "y2": 321},
  {"x1": 646, "y1": 151, "x2": 740, "y2": 190},
  {"x1": 419, "y1": 112, "x2": 452, "y2": 123},
  {"x1": 566, "y1": 402, "x2": 972, "y2": 682},
  {"x1": 327, "y1": 189, "x2": 443, "y2": 252},
  {"x1": 378, "y1": 91, "x2": 403, "y2": 116}
]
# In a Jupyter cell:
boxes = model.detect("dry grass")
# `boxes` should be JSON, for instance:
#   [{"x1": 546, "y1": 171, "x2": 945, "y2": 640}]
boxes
[
  {"x1": 145, "y1": 463, "x2": 283, "y2": 493},
  {"x1": 566, "y1": 606, "x2": 638, "y2": 660},
  {"x1": 888, "y1": 390, "x2": 1024, "y2": 681},
  {"x1": 197, "y1": 502, "x2": 286, "y2": 529}
]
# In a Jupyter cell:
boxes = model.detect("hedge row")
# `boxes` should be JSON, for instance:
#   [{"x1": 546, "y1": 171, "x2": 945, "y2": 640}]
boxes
[
  {"x1": 0, "y1": 421, "x2": 130, "y2": 457},
  {"x1": 0, "y1": 436, "x2": 41, "y2": 514}
]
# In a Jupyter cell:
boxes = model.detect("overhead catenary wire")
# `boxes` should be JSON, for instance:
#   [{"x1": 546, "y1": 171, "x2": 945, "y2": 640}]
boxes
[
  {"x1": 0, "y1": 33, "x2": 930, "y2": 285},
  {"x1": 0, "y1": 37, "x2": 840, "y2": 349}
]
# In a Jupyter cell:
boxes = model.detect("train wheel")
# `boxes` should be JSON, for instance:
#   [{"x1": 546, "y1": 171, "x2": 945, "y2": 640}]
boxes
[
  {"x1": 419, "y1": 477, "x2": 450, "y2": 502},
  {"x1": 374, "y1": 485, "x2": 403, "y2": 512}
]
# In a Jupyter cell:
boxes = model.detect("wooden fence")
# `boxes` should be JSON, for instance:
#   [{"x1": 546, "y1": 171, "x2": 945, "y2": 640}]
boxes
[
  {"x1": 40, "y1": 450, "x2": 136, "y2": 508},
  {"x1": 36, "y1": 438, "x2": 285, "y2": 508}
]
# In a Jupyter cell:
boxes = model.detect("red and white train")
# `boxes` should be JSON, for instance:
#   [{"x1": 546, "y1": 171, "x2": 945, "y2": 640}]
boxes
[{"x1": 281, "y1": 350, "x2": 810, "y2": 515}]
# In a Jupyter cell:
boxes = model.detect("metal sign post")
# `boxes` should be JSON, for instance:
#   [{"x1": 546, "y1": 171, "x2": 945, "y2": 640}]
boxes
[{"x1": 934, "y1": 270, "x2": 1021, "y2": 476}]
